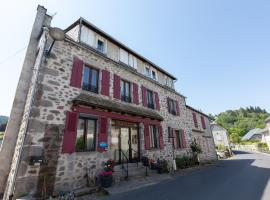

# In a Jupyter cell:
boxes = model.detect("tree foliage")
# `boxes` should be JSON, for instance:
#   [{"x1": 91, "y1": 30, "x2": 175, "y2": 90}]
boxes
[{"x1": 215, "y1": 106, "x2": 269, "y2": 140}]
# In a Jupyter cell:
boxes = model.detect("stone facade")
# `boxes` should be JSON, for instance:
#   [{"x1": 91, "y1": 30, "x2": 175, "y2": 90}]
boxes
[
  {"x1": 1, "y1": 7, "x2": 217, "y2": 199},
  {"x1": 211, "y1": 123, "x2": 230, "y2": 148}
]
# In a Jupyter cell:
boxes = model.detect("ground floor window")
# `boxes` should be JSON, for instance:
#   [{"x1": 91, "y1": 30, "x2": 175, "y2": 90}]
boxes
[
  {"x1": 150, "y1": 125, "x2": 159, "y2": 148},
  {"x1": 175, "y1": 130, "x2": 182, "y2": 148},
  {"x1": 76, "y1": 117, "x2": 97, "y2": 152}
]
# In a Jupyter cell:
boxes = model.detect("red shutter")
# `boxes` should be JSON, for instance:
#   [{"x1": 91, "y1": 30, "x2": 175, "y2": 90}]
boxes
[
  {"x1": 101, "y1": 69, "x2": 110, "y2": 96},
  {"x1": 62, "y1": 111, "x2": 78, "y2": 154},
  {"x1": 97, "y1": 117, "x2": 108, "y2": 153},
  {"x1": 201, "y1": 116, "x2": 206, "y2": 129},
  {"x1": 113, "y1": 74, "x2": 121, "y2": 99},
  {"x1": 181, "y1": 129, "x2": 187, "y2": 148},
  {"x1": 173, "y1": 130, "x2": 178, "y2": 149},
  {"x1": 154, "y1": 92, "x2": 160, "y2": 110},
  {"x1": 141, "y1": 86, "x2": 147, "y2": 107},
  {"x1": 158, "y1": 125, "x2": 164, "y2": 149},
  {"x1": 167, "y1": 97, "x2": 171, "y2": 113},
  {"x1": 193, "y1": 113, "x2": 198, "y2": 128},
  {"x1": 175, "y1": 100, "x2": 180, "y2": 116},
  {"x1": 70, "y1": 57, "x2": 84, "y2": 88},
  {"x1": 133, "y1": 83, "x2": 139, "y2": 105},
  {"x1": 144, "y1": 123, "x2": 150, "y2": 150}
]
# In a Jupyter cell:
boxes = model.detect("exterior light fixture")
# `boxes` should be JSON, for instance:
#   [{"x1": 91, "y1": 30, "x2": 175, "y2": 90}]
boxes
[{"x1": 45, "y1": 27, "x2": 65, "y2": 57}]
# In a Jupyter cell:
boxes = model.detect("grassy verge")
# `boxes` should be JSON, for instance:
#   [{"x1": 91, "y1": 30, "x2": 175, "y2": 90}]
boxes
[{"x1": 0, "y1": 132, "x2": 4, "y2": 140}]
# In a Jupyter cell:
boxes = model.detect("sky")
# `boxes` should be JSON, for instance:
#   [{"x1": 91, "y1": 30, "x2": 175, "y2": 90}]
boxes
[{"x1": 0, "y1": 0, "x2": 269, "y2": 116}]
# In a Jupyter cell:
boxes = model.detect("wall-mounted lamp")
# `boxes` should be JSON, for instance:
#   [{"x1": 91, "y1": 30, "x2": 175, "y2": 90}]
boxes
[{"x1": 45, "y1": 27, "x2": 65, "y2": 57}]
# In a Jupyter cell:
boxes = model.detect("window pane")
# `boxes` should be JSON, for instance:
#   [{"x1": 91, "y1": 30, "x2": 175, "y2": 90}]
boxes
[
  {"x1": 91, "y1": 69, "x2": 98, "y2": 87},
  {"x1": 121, "y1": 80, "x2": 125, "y2": 96},
  {"x1": 83, "y1": 67, "x2": 90, "y2": 89},
  {"x1": 76, "y1": 119, "x2": 85, "y2": 151},
  {"x1": 86, "y1": 119, "x2": 96, "y2": 151},
  {"x1": 125, "y1": 82, "x2": 130, "y2": 97}
]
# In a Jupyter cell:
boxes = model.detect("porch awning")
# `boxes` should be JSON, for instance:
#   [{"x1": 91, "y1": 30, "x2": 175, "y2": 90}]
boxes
[{"x1": 73, "y1": 93, "x2": 163, "y2": 121}]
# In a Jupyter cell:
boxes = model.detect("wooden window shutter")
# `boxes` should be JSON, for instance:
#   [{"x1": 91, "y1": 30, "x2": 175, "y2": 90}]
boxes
[
  {"x1": 158, "y1": 125, "x2": 164, "y2": 149},
  {"x1": 144, "y1": 123, "x2": 150, "y2": 150},
  {"x1": 154, "y1": 92, "x2": 160, "y2": 110},
  {"x1": 62, "y1": 111, "x2": 78, "y2": 154},
  {"x1": 201, "y1": 116, "x2": 206, "y2": 129},
  {"x1": 101, "y1": 69, "x2": 110, "y2": 96},
  {"x1": 133, "y1": 83, "x2": 139, "y2": 105},
  {"x1": 193, "y1": 113, "x2": 198, "y2": 128},
  {"x1": 175, "y1": 100, "x2": 180, "y2": 116},
  {"x1": 181, "y1": 129, "x2": 187, "y2": 148},
  {"x1": 70, "y1": 57, "x2": 84, "y2": 88},
  {"x1": 97, "y1": 117, "x2": 108, "y2": 153},
  {"x1": 173, "y1": 130, "x2": 178, "y2": 149},
  {"x1": 141, "y1": 86, "x2": 147, "y2": 107},
  {"x1": 113, "y1": 74, "x2": 121, "y2": 99}
]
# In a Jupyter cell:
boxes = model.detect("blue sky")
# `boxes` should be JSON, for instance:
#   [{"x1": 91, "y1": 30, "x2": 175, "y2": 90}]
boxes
[{"x1": 0, "y1": 0, "x2": 269, "y2": 116}]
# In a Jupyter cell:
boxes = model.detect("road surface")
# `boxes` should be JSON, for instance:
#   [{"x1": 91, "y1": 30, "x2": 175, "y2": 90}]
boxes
[{"x1": 103, "y1": 151, "x2": 270, "y2": 200}]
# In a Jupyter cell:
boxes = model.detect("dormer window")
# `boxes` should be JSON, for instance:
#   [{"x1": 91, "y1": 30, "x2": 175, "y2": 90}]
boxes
[
  {"x1": 97, "y1": 39, "x2": 105, "y2": 53},
  {"x1": 152, "y1": 71, "x2": 156, "y2": 80},
  {"x1": 145, "y1": 67, "x2": 151, "y2": 77}
]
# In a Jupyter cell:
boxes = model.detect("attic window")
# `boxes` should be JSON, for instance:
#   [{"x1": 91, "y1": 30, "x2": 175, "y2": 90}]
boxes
[{"x1": 97, "y1": 39, "x2": 105, "y2": 53}]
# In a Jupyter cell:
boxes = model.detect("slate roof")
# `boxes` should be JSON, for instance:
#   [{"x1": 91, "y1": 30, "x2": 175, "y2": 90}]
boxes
[
  {"x1": 241, "y1": 128, "x2": 263, "y2": 140},
  {"x1": 73, "y1": 93, "x2": 163, "y2": 121}
]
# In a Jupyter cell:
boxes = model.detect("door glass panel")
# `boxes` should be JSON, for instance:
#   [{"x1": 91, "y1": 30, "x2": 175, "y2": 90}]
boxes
[
  {"x1": 86, "y1": 119, "x2": 95, "y2": 151},
  {"x1": 131, "y1": 127, "x2": 138, "y2": 161},
  {"x1": 111, "y1": 126, "x2": 120, "y2": 162},
  {"x1": 120, "y1": 128, "x2": 129, "y2": 161}
]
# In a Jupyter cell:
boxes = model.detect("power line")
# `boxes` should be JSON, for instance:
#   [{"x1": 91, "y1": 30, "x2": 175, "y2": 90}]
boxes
[{"x1": 0, "y1": 46, "x2": 27, "y2": 65}]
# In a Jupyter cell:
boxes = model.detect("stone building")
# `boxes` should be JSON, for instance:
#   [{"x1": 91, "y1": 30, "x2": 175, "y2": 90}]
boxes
[
  {"x1": 0, "y1": 6, "x2": 216, "y2": 199},
  {"x1": 211, "y1": 122, "x2": 230, "y2": 148}
]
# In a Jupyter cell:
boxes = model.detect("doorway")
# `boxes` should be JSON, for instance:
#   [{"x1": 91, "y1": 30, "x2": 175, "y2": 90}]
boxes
[{"x1": 111, "y1": 121, "x2": 140, "y2": 164}]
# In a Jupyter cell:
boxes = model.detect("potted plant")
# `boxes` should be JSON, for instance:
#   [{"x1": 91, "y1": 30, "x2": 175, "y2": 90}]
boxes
[
  {"x1": 190, "y1": 139, "x2": 202, "y2": 165},
  {"x1": 99, "y1": 160, "x2": 114, "y2": 188}
]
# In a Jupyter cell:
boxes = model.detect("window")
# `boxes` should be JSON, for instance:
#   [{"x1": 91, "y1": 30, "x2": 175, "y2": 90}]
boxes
[
  {"x1": 97, "y1": 39, "x2": 105, "y2": 53},
  {"x1": 147, "y1": 90, "x2": 154, "y2": 109},
  {"x1": 76, "y1": 117, "x2": 97, "y2": 152},
  {"x1": 145, "y1": 67, "x2": 151, "y2": 77},
  {"x1": 174, "y1": 130, "x2": 182, "y2": 149},
  {"x1": 121, "y1": 80, "x2": 131, "y2": 103},
  {"x1": 82, "y1": 66, "x2": 99, "y2": 93},
  {"x1": 168, "y1": 99, "x2": 177, "y2": 115},
  {"x1": 150, "y1": 125, "x2": 159, "y2": 148},
  {"x1": 120, "y1": 48, "x2": 129, "y2": 65},
  {"x1": 152, "y1": 71, "x2": 157, "y2": 80}
]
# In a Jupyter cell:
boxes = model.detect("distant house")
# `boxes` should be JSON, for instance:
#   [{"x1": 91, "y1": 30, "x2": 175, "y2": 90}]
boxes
[
  {"x1": 262, "y1": 117, "x2": 270, "y2": 150},
  {"x1": 241, "y1": 128, "x2": 264, "y2": 141},
  {"x1": 211, "y1": 122, "x2": 230, "y2": 148}
]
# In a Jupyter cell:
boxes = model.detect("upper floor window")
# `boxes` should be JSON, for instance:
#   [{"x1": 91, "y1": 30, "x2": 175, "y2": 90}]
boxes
[
  {"x1": 97, "y1": 39, "x2": 105, "y2": 53},
  {"x1": 82, "y1": 66, "x2": 99, "y2": 93},
  {"x1": 168, "y1": 99, "x2": 177, "y2": 115},
  {"x1": 152, "y1": 71, "x2": 157, "y2": 80},
  {"x1": 121, "y1": 80, "x2": 131, "y2": 103},
  {"x1": 192, "y1": 113, "x2": 198, "y2": 128},
  {"x1": 150, "y1": 125, "x2": 159, "y2": 148},
  {"x1": 76, "y1": 117, "x2": 97, "y2": 152},
  {"x1": 147, "y1": 90, "x2": 154, "y2": 109},
  {"x1": 145, "y1": 67, "x2": 151, "y2": 77}
]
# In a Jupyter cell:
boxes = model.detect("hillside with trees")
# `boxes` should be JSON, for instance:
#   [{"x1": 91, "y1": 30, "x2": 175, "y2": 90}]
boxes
[
  {"x1": 0, "y1": 115, "x2": 8, "y2": 132},
  {"x1": 214, "y1": 107, "x2": 269, "y2": 143}
]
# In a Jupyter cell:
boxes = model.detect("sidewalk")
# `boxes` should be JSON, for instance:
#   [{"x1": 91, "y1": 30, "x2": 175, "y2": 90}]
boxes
[{"x1": 76, "y1": 162, "x2": 217, "y2": 200}]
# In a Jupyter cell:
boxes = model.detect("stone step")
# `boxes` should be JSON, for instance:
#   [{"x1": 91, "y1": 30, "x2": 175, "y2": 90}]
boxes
[{"x1": 73, "y1": 186, "x2": 100, "y2": 197}]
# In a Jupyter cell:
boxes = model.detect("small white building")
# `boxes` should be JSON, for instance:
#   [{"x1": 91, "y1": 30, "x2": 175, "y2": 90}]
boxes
[
  {"x1": 211, "y1": 122, "x2": 230, "y2": 148},
  {"x1": 262, "y1": 117, "x2": 270, "y2": 150}
]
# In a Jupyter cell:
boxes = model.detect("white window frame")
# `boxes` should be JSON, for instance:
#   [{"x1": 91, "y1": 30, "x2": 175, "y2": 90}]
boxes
[
  {"x1": 145, "y1": 66, "x2": 151, "y2": 77},
  {"x1": 80, "y1": 26, "x2": 95, "y2": 47},
  {"x1": 151, "y1": 69, "x2": 158, "y2": 81},
  {"x1": 120, "y1": 48, "x2": 129, "y2": 65}
]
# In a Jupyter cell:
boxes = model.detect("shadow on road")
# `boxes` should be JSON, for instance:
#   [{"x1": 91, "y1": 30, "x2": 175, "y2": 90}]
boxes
[
  {"x1": 103, "y1": 154, "x2": 270, "y2": 200},
  {"x1": 232, "y1": 150, "x2": 252, "y2": 155}
]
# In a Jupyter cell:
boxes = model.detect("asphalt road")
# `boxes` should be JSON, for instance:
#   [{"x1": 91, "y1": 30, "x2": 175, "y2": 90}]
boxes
[{"x1": 103, "y1": 151, "x2": 270, "y2": 200}]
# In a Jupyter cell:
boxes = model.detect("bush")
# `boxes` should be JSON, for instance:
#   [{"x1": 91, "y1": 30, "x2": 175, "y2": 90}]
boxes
[
  {"x1": 0, "y1": 132, "x2": 4, "y2": 140},
  {"x1": 190, "y1": 139, "x2": 202, "y2": 154},
  {"x1": 216, "y1": 144, "x2": 226, "y2": 151},
  {"x1": 175, "y1": 155, "x2": 198, "y2": 169}
]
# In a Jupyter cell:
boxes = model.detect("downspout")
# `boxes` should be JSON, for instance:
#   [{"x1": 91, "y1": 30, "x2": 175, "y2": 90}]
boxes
[{"x1": 4, "y1": 27, "x2": 49, "y2": 200}]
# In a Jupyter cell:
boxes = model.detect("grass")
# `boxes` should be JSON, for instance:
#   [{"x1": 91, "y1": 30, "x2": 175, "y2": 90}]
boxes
[{"x1": 0, "y1": 132, "x2": 4, "y2": 140}]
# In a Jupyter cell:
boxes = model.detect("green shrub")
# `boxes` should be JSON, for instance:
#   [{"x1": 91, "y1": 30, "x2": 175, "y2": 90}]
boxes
[
  {"x1": 0, "y1": 132, "x2": 4, "y2": 140},
  {"x1": 190, "y1": 139, "x2": 202, "y2": 154},
  {"x1": 216, "y1": 144, "x2": 226, "y2": 151},
  {"x1": 175, "y1": 155, "x2": 198, "y2": 169}
]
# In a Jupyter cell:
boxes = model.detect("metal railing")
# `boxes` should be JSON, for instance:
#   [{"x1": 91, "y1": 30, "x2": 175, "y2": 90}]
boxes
[{"x1": 120, "y1": 150, "x2": 129, "y2": 179}]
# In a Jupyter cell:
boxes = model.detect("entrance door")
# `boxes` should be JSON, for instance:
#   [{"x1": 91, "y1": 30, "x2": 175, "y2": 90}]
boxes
[{"x1": 111, "y1": 121, "x2": 139, "y2": 164}]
